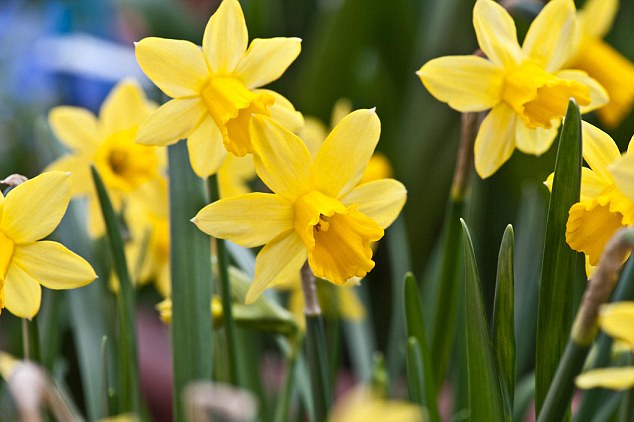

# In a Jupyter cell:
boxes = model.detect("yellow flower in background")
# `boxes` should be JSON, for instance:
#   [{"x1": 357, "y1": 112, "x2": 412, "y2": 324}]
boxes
[
  {"x1": 193, "y1": 110, "x2": 407, "y2": 303},
  {"x1": 328, "y1": 385, "x2": 424, "y2": 422},
  {"x1": 0, "y1": 172, "x2": 96, "y2": 319},
  {"x1": 47, "y1": 80, "x2": 164, "y2": 238},
  {"x1": 218, "y1": 153, "x2": 256, "y2": 198},
  {"x1": 300, "y1": 99, "x2": 393, "y2": 183},
  {"x1": 546, "y1": 122, "x2": 634, "y2": 271},
  {"x1": 135, "y1": 0, "x2": 303, "y2": 177},
  {"x1": 417, "y1": 0, "x2": 608, "y2": 178},
  {"x1": 576, "y1": 301, "x2": 634, "y2": 390},
  {"x1": 567, "y1": 0, "x2": 634, "y2": 127}
]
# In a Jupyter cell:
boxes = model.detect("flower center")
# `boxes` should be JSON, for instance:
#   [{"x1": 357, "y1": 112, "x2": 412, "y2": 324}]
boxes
[
  {"x1": 96, "y1": 128, "x2": 160, "y2": 193},
  {"x1": 0, "y1": 230, "x2": 15, "y2": 282},
  {"x1": 502, "y1": 62, "x2": 591, "y2": 128},
  {"x1": 201, "y1": 76, "x2": 274, "y2": 156},
  {"x1": 294, "y1": 190, "x2": 384, "y2": 284}
]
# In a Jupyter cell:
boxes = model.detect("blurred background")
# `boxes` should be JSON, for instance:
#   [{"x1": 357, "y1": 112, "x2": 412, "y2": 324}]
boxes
[{"x1": 1, "y1": 0, "x2": 633, "y2": 420}]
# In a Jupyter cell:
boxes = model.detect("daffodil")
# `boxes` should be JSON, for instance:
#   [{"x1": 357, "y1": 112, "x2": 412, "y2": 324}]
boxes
[
  {"x1": 193, "y1": 109, "x2": 407, "y2": 303},
  {"x1": 567, "y1": 0, "x2": 634, "y2": 127},
  {"x1": 0, "y1": 172, "x2": 97, "y2": 319},
  {"x1": 47, "y1": 80, "x2": 164, "y2": 237},
  {"x1": 134, "y1": 0, "x2": 303, "y2": 177},
  {"x1": 328, "y1": 385, "x2": 423, "y2": 422},
  {"x1": 417, "y1": 0, "x2": 608, "y2": 178},
  {"x1": 576, "y1": 301, "x2": 634, "y2": 390},
  {"x1": 546, "y1": 122, "x2": 634, "y2": 271}
]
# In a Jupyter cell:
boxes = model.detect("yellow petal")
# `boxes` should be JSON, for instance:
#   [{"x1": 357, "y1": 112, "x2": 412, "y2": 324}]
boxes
[
  {"x1": 580, "y1": 167, "x2": 610, "y2": 201},
  {"x1": 46, "y1": 155, "x2": 93, "y2": 196},
  {"x1": 556, "y1": 70, "x2": 609, "y2": 113},
  {"x1": 255, "y1": 89, "x2": 304, "y2": 133},
  {"x1": 515, "y1": 118, "x2": 559, "y2": 155},
  {"x1": 338, "y1": 288, "x2": 366, "y2": 320},
  {"x1": 574, "y1": 38, "x2": 634, "y2": 128},
  {"x1": 218, "y1": 154, "x2": 256, "y2": 198},
  {"x1": 417, "y1": 55, "x2": 503, "y2": 112},
  {"x1": 599, "y1": 301, "x2": 634, "y2": 347},
  {"x1": 340, "y1": 179, "x2": 406, "y2": 229},
  {"x1": 1, "y1": 172, "x2": 70, "y2": 244},
  {"x1": 581, "y1": 121, "x2": 621, "y2": 182},
  {"x1": 187, "y1": 116, "x2": 227, "y2": 178},
  {"x1": 566, "y1": 200, "x2": 624, "y2": 266},
  {"x1": 299, "y1": 117, "x2": 327, "y2": 158},
  {"x1": 100, "y1": 80, "x2": 154, "y2": 136},
  {"x1": 522, "y1": 0, "x2": 576, "y2": 72},
  {"x1": 135, "y1": 98, "x2": 206, "y2": 146},
  {"x1": 473, "y1": 0, "x2": 521, "y2": 68},
  {"x1": 576, "y1": 367, "x2": 634, "y2": 390},
  {"x1": 474, "y1": 103, "x2": 516, "y2": 178},
  {"x1": 49, "y1": 106, "x2": 100, "y2": 153},
  {"x1": 250, "y1": 115, "x2": 312, "y2": 201},
  {"x1": 88, "y1": 195, "x2": 106, "y2": 238},
  {"x1": 12, "y1": 241, "x2": 96, "y2": 289},
  {"x1": 202, "y1": 0, "x2": 248, "y2": 74},
  {"x1": 579, "y1": 0, "x2": 618, "y2": 39},
  {"x1": 609, "y1": 154, "x2": 634, "y2": 202},
  {"x1": 3, "y1": 262, "x2": 42, "y2": 319},
  {"x1": 135, "y1": 37, "x2": 208, "y2": 98},
  {"x1": 246, "y1": 232, "x2": 306, "y2": 304},
  {"x1": 193, "y1": 193, "x2": 293, "y2": 248},
  {"x1": 313, "y1": 109, "x2": 380, "y2": 198},
  {"x1": 236, "y1": 37, "x2": 302, "y2": 89}
]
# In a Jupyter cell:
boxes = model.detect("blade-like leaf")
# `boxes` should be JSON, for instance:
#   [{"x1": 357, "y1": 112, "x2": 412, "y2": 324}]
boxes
[
  {"x1": 462, "y1": 219, "x2": 506, "y2": 421},
  {"x1": 535, "y1": 100, "x2": 582, "y2": 413},
  {"x1": 492, "y1": 225, "x2": 516, "y2": 419},
  {"x1": 91, "y1": 165, "x2": 140, "y2": 415},
  {"x1": 167, "y1": 142, "x2": 214, "y2": 421},
  {"x1": 403, "y1": 273, "x2": 440, "y2": 421}
]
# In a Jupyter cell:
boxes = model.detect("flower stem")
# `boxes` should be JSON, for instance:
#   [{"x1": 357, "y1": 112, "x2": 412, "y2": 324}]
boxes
[
  {"x1": 538, "y1": 228, "x2": 634, "y2": 422},
  {"x1": 274, "y1": 336, "x2": 301, "y2": 422},
  {"x1": 21, "y1": 318, "x2": 40, "y2": 363},
  {"x1": 301, "y1": 263, "x2": 332, "y2": 421},
  {"x1": 207, "y1": 174, "x2": 240, "y2": 386}
]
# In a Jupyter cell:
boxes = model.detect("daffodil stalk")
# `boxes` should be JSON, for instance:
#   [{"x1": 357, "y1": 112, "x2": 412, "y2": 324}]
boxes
[
  {"x1": 207, "y1": 174, "x2": 239, "y2": 385},
  {"x1": 167, "y1": 142, "x2": 213, "y2": 422},
  {"x1": 274, "y1": 334, "x2": 301, "y2": 422},
  {"x1": 538, "y1": 228, "x2": 634, "y2": 422},
  {"x1": 21, "y1": 318, "x2": 40, "y2": 363},
  {"x1": 301, "y1": 262, "x2": 333, "y2": 422},
  {"x1": 90, "y1": 166, "x2": 141, "y2": 415},
  {"x1": 430, "y1": 109, "x2": 479, "y2": 383}
]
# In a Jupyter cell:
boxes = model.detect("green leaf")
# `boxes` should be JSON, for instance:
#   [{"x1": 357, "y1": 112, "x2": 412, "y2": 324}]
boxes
[
  {"x1": 535, "y1": 100, "x2": 582, "y2": 413},
  {"x1": 462, "y1": 219, "x2": 506, "y2": 421},
  {"x1": 430, "y1": 199, "x2": 465, "y2": 385},
  {"x1": 403, "y1": 273, "x2": 440, "y2": 421},
  {"x1": 406, "y1": 338, "x2": 425, "y2": 407},
  {"x1": 492, "y1": 225, "x2": 516, "y2": 419},
  {"x1": 167, "y1": 142, "x2": 214, "y2": 421},
  {"x1": 91, "y1": 165, "x2": 140, "y2": 415}
]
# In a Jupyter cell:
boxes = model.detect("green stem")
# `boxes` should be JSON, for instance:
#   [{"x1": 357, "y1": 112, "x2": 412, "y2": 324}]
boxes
[
  {"x1": 168, "y1": 143, "x2": 214, "y2": 421},
  {"x1": 90, "y1": 166, "x2": 140, "y2": 415},
  {"x1": 21, "y1": 318, "x2": 40, "y2": 363},
  {"x1": 301, "y1": 263, "x2": 332, "y2": 422},
  {"x1": 207, "y1": 174, "x2": 239, "y2": 386},
  {"x1": 274, "y1": 336, "x2": 301, "y2": 422},
  {"x1": 537, "y1": 341, "x2": 589, "y2": 422}
]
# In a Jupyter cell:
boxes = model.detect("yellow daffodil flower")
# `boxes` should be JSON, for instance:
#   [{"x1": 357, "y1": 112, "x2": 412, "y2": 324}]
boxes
[
  {"x1": 0, "y1": 172, "x2": 97, "y2": 319},
  {"x1": 546, "y1": 122, "x2": 634, "y2": 271},
  {"x1": 576, "y1": 301, "x2": 634, "y2": 390},
  {"x1": 218, "y1": 153, "x2": 256, "y2": 198},
  {"x1": 417, "y1": 0, "x2": 608, "y2": 178},
  {"x1": 47, "y1": 80, "x2": 164, "y2": 238},
  {"x1": 567, "y1": 0, "x2": 634, "y2": 127},
  {"x1": 193, "y1": 109, "x2": 407, "y2": 303},
  {"x1": 134, "y1": 0, "x2": 303, "y2": 177},
  {"x1": 328, "y1": 385, "x2": 423, "y2": 422}
]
